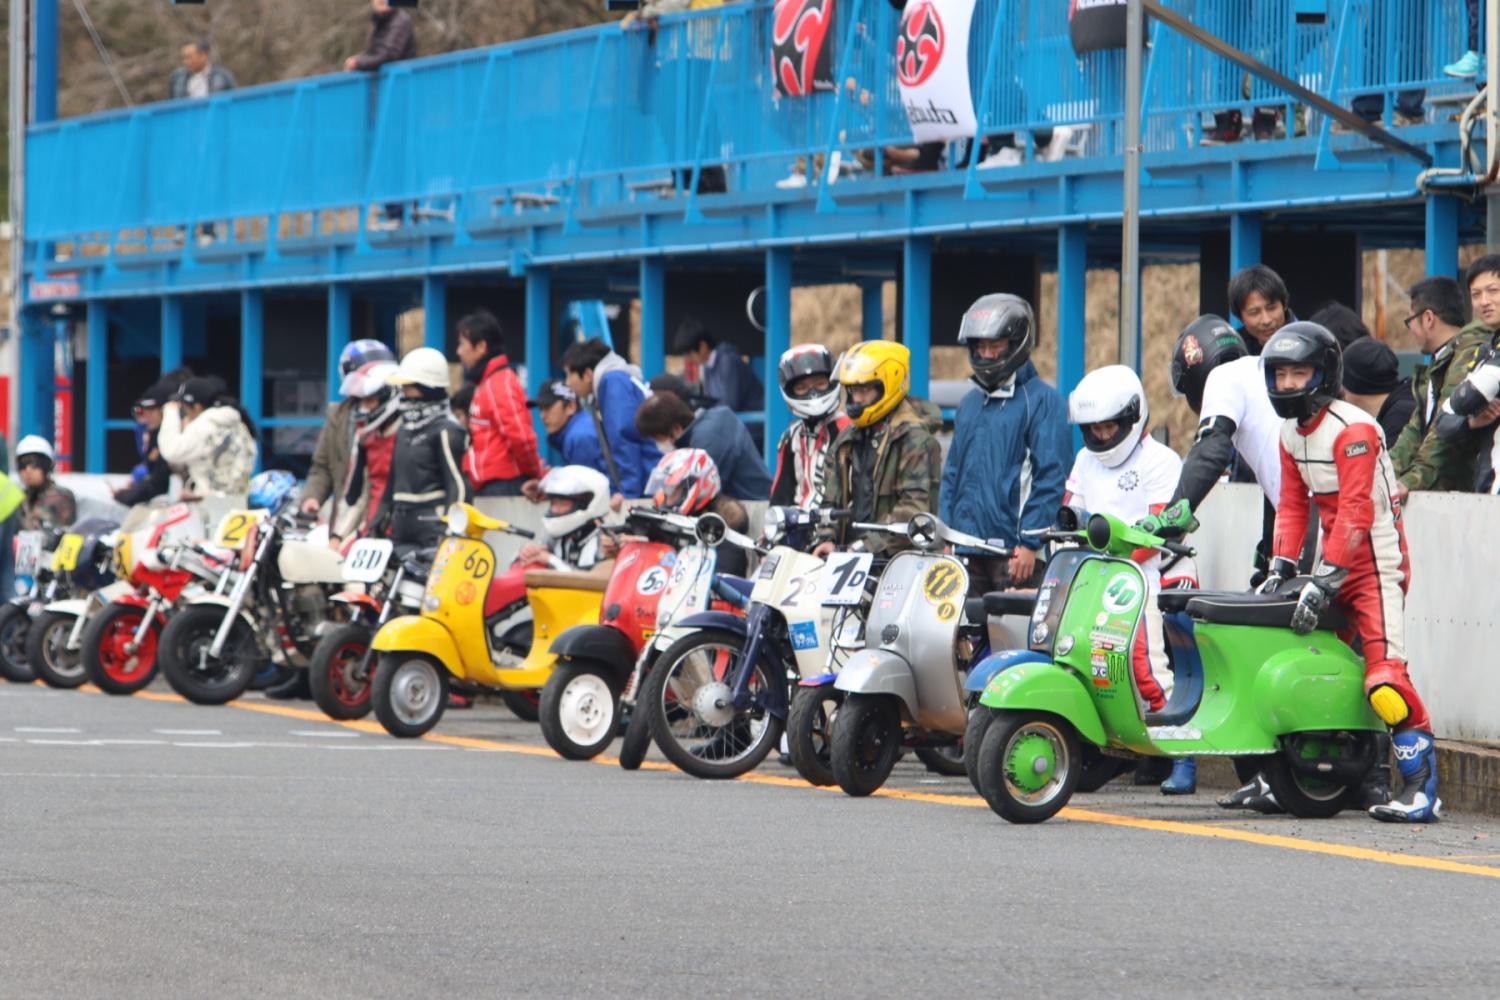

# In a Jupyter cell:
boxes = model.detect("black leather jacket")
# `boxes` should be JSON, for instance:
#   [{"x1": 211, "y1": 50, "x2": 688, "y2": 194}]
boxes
[{"x1": 374, "y1": 416, "x2": 470, "y2": 548}]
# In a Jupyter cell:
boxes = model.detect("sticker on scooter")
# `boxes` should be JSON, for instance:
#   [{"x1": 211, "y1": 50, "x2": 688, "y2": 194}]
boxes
[
  {"x1": 51, "y1": 534, "x2": 84, "y2": 572},
  {"x1": 636, "y1": 567, "x2": 668, "y2": 595},
  {"x1": 820, "y1": 552, "x2": 873, "y2": 606},
  {"x1": 935, "y1": 601, "x2": 957, "y2": 623},
  {"x1": 1100, "y1": 572, "x2": 1142, "y2": 615},
  {"x1": 789, "y1": 620, "x2": 819, "y2": 650},
  {"x1": 920, "y1": 561, "x2": 963, "y2": 604}
]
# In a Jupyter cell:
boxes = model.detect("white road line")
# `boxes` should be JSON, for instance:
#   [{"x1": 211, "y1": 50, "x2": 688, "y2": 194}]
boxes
[
  {"x1": 95, "y1": 739, "x2": 168, "y2": 746},
  {"x1": 24, "y1": 739, "x2": 102, "y2": 746},
  {"x1": 15, "y1": 727, "x2": 81, "y2": 734},
  {"x1": 152, "y1": 729, "x2": 222, "y2": 736},
  {"x1": 287, "y1": 729, "x2": 361, "y2": 738},
  {"x1": 171, "y1": 741, "x2": 256, "y2": 748}
]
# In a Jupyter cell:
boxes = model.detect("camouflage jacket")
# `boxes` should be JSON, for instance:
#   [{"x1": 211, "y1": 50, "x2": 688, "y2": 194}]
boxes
[
  {"x1": 20, "y1": 482, "x2": 77, "y2": 533},
  {"x1": 823, "y1": 398, "x2": 943, "y2": 556},
  {"x1": 1389, "y1": 320, "x2": 1491, "y2": 492}
]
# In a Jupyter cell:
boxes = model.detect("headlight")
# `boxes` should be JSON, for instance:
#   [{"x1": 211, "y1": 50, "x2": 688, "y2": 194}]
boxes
[
  {"x1": 446, "y1": 505, "x2": 469, "y2": 536},
  {"x1": 762, "y1": 507, "x2": 786, "y2": 545}
]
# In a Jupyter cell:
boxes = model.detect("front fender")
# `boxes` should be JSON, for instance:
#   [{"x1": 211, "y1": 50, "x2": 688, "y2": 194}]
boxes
[
  {"x1": 964, "y1": 649, "x2": 1051, "y2": 695},
  {"x1": 549, "y1": 623, "x2": 637, "y2": 679},
  {"x1": 41, "y1": 598, "x2": 89, "y2": 618},
  {"x1": 370, "y1": 615, "x2": 462, "y2": 677},
  {"x1": 672, "y1": 610, "x2": 748, "y2": 636},
  {"x1": 834, "y1": 650, "x2": 917, "y2": 718},
  {"x1": 176, "y1": 594, "x2": 258, "y2": 633},
  {"x1": 978, "y1": 661, "x2": 1108, "y2": 747}
]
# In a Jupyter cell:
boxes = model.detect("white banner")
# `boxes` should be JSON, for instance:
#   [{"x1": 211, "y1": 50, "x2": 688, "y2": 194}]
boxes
[{"x1": 896, "y1": 0, "x2": 977, "y2": 144}]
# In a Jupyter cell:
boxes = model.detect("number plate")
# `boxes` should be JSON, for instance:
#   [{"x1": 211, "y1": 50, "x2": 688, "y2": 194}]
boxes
[
  {"x1": 13, "y1": 531, "x2": 44, "y2": 577},
  {"x1": 342, "y1": 538, "x2": 393, "y2": 584},
  {"x1": 51, "y1": 534, "x2": 84, "y2": 572},
  {"x1": 214, "y1": 510, "x2": 267, "y2": 548},
  {"x1": 820, "y1": 552, "x2": 874, "y2": 606}
]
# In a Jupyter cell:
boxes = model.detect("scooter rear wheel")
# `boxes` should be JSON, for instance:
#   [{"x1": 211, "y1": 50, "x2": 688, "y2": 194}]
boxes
[
  {"x1": 976, "y1": 710, "x2": 1080, "y2": 824},
  {"x1": 500, "y1": 689, "x2": 542, "y2": 723},
  {"x1": 26, "y1": 611, "x2": 87, "y2": 689},
  {"x1": 914, "y1": 743, "x2": 967, "y2": 777},
  {"x1": 964, "y1": 706, "x2": 996, "y2": 794},
  {"x1": 1260, "y1": 746, "x2": 1362, "y2": 818},
  {"x1": 830, "y1": 694, "x2": 903, "y2": 797},
  {"x1": 372, "y1": 652, "x2": 449, "y2": 738},
  {"x1": 81, "y1": 602, "x2": 159, "y2": 695},
  {"x1": 0, "y1": 603, "x2": 36, "y2": 683},
  {"x1": 539, "y1": 660, "x2": 620, "y2": 760}
]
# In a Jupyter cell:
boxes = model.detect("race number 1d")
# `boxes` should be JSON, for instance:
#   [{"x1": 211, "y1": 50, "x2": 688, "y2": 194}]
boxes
[{"x1": 821, "y1": 552, "x2": 873, "y2": 606}]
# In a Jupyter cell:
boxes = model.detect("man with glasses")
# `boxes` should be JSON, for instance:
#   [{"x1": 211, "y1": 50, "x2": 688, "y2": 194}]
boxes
[
  {"x1": 1388, "y1": 274, "x2": 1491, "y2": 498},
  {"x1": 113, "y1": 378, "x2": 182, "y2": 507}
]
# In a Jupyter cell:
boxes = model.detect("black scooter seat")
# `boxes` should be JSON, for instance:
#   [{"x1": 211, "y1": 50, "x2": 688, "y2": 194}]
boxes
[
  {"x1": 982, "y1": 591, "x2": 1037, "y2": 617},
  {"x1": 1185, "y1": 589, "x2": 1348, "y2": 631},
  {"x1": 1156, "y1": 589, "x2": 1200, "y2": 614}
]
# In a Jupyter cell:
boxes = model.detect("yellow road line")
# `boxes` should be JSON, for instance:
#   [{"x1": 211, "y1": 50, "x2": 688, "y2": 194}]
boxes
[{"x1": 102, "y1": 688, "x2": 1500, "y2": 881}]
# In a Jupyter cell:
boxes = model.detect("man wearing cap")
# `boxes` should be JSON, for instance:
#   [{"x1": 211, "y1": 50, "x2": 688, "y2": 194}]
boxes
[
  {"x1": 114, "y1": 377, "x2": 181, "y2": 507},
  {"x1": 520, "y1": 381, "x2": 609, "y2": 501},
  {"x1": 1341, "y1": 337, "x2": 1416, "y2": 448}
]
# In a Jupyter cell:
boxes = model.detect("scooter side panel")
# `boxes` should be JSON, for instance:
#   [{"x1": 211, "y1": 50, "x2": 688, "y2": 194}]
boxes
[
  {"x1": 834, "y1": 649, "x2": 918, "y2": 718},
  {"x1": 1240, "y1": 628, "x2": 1383, "y2": 735},
  {"x1": 422, "y1": 537, "x2": 497, "y2": 679},
  {"x1": 370, "y1": 615, "x2": 464, "y2": 680},
  {"x1": 866, "y1": 552, "x2": 968, "y2": 733},
  {"x1": 978, "y1": 662, "x2": 1109, "y2": 746},
  {"x1": 519, "y1": 581, "x2": 603, "y2": 676},
  {"x1": 964, "y1": 649, "x2": 1050, "y2": 694}
]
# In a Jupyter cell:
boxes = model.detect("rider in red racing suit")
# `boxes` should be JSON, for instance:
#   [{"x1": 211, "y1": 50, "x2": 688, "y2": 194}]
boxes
[{"x1": 1261, "y1": 322, "x2": 1439, "y2": 823}]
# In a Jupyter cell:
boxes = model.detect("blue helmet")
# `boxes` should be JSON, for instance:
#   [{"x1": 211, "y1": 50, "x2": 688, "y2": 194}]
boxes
[
  {"x1": 337, "y1": 339, "x2": 395, "y2": 395},
  {"x1": 247, "y1": 470, "x2": 299, "y2": 512}
]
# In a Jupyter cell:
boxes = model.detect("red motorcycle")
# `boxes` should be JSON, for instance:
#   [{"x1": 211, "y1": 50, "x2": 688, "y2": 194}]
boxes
[{"x1": 80, "y1": 505, "x2": 230, "y2": 696}]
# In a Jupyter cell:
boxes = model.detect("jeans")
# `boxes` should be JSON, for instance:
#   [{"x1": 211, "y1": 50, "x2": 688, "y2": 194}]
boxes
[
  {"x1": 1351, "y1": 90, "x2": 1425, "y2": 122},
  {"x1": 476, "y1": 477, "x2": 527, "y2": 498}
]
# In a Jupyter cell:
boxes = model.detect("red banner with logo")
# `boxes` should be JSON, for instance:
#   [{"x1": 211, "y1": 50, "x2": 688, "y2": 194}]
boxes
[
  {"x1": 772, "y1": 0, "x2": 837, "y2": 97},
  {"x1": 897, "y1": 0, "x2": 977, "y2": 143}
]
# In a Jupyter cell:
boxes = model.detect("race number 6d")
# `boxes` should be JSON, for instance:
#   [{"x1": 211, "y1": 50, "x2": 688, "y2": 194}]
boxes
[{"x1": 821, "y1": 552, "x2": 873, "y2": 606}]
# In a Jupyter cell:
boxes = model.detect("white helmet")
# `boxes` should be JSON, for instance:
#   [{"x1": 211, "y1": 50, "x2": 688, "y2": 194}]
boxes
[
  {"x1": 1068, "y1": 365, "x2": 1148, "y2": 469},
  {"x1": 539, "y1": 465, "x2": 611, "y2": 539},
  {"x1": 777, "y1": 345, "x2": 839, "y2": 421},
  {"x1": 347, "y1": 361, "x2": 402, "y2": 429},
  {"x1": 15, "y1": 435, "x2": 56, "y2": 469},
  {"x1": 387, "y1": 347, "x2": 451, "y2": 391}
]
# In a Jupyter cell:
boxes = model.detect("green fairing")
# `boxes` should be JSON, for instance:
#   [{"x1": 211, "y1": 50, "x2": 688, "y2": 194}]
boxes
[{"x1": 980, "y1": 664, "x2": 1108, "y2": 746}]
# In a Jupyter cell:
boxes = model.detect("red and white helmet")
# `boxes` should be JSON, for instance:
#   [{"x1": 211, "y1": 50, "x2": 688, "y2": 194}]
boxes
[{"x1": 647, "y1": 448, "x2": 721, "y2": 515}]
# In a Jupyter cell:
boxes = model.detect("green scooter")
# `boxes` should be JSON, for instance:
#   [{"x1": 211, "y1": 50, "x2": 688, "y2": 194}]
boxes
[{"x1": 970, "y1": 511, "x2": 1384, "y2": 824}]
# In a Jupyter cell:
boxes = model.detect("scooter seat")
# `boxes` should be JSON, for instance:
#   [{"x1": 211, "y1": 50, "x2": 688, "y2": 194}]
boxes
[
  {"x1": 1156, "y1": 589, "x2": 1201, "y2": 614},
  {"x1": 1185, "y1": 590, "x2": 1348, "y2": 631},
  {"x1": 982, "y1": 590, "x2": 1037, "y2": 617},
  {"x1": 719, "y1": 576, "x2": 754, "y2": 602}
]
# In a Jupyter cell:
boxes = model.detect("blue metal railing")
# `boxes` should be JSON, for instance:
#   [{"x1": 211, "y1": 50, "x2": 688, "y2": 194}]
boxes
[{"x1": 23, "y1": 0, "x2": 1480, "y2": 252}]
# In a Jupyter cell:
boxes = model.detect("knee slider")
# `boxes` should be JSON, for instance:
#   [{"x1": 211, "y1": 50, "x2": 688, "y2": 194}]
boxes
[{"x1": 1368, "y1": 684, "x2": 1410, "y2": 727}]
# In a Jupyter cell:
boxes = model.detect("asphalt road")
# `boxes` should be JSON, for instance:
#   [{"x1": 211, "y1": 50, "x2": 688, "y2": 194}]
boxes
[{"x1": 4, "y1": 682, "x2": 1500, "y2": 1000}]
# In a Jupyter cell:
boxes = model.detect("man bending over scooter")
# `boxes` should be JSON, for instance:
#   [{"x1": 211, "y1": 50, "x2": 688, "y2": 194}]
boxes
[{"x1": 1260, "y1": 322, "x2": 1440, "y2": 823}]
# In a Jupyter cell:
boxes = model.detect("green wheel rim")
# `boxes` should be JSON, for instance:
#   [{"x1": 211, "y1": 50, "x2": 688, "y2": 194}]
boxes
[{"x1": 1001, "y1": 719, "x2": 1071, "y2": 808}]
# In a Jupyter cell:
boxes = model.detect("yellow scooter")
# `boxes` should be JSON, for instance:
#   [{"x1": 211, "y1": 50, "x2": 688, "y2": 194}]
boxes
[{"x1": 369, "y1": 503, "x2": 604, "y2": 738}]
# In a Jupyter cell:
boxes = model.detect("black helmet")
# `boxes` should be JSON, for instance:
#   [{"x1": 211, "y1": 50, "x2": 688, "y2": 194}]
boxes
[
  {"x1": 1171, "y1": 315, "x2": 1248, "y2": 414},
  {"x1": 958, "y1": 293, "x2": 1035, "y2": 388},
  {"x1": 1262, "y1": 321, "x2": 1342, "y2": 421}
]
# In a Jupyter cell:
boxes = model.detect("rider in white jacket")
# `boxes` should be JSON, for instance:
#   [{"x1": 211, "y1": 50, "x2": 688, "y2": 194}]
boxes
[{"x1": 157, "y1": 377, "x2": 258, "y2": 497}]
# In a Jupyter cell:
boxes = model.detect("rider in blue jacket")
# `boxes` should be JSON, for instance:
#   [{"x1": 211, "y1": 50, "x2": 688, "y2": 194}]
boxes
[
  {"x1": 939, "y1": 294, "x2": 1071, "y2": 593},
  {"x1": 562, "y1": 338, "x2": 662, "y2": 499}
]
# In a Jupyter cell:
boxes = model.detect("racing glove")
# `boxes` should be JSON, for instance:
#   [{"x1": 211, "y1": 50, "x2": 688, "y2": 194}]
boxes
[
  {"x1": 1289, "y1": 562, "x2": 1348, "y2": 635},
  {"x1": 1255, "y1": 556, "x2": 1298, "y2": 595},
  {"x1": 1134, "y1": 499, "x2": 1200, "y2": 540}
]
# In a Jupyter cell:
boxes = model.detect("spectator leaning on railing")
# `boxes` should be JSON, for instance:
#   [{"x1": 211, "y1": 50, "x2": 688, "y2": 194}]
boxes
[
  {"x1": 1445, "y1": 0, "x2": 1483, "y2": 80},
  {"x1": 344, "y1": 0, "x2": 415, "y2": 73},
  {"x1": 168, "y1": 40, "x2": 235, "y2": 100},
  {"x1": 1388, "y1": 274, "x2": 1491, "y2": 500}
]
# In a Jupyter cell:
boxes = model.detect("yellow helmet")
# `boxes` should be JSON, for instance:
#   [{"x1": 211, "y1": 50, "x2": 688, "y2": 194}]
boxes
[{"x1": 835, "y1": 341, "x2": 910, "y2": 427}]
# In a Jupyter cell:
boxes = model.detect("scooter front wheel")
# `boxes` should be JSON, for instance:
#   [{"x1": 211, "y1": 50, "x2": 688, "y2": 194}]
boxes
[
  {"x1": 157, "y1": 605, "x2": 261, "y2": 706},
  {"x1": 26, "y1": 611, "x2": 87, "y2": 689},
  {"x1": 500, "y1": 689, "x2": 542, "y2": 723},
  {"x1": 0, "y1": 603, "x2": 36, "y2": 683},
  {"x1": 787, "y1": 683, "x2": 841, "y2": 787},
  {"x1": 372, "y1": 652, "x2": 449, "y2": 738},
  {"x1": 81, "y1": 602, "x2": 159, "y2": 695},
  {"x1": 617, "y1": 703, "x2": 654, "y2": 771},
  {"x1": 540, "y1": 660, "x2": 620, "y2": 760},
  {"x1": 830, "y1": 694, "x2": 903, "y2": 797},
  {"x1": 308, "y1": 623, "x2": 375, "y2": 721},
  {"x1": 976, "y1": 710, "x2": 1080, "y2": 824}
]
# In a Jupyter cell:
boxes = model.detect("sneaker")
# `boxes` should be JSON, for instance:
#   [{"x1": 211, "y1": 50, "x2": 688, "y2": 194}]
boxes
[
  {"x1": 1200, "y1": 110, "x2": 1244, "y2": 146},
  {"x1": 1251, "y1": 108, "x2": 1279, "y2": 140},
  {"x1": 1444, "y1": 50, "x2": 1482, "y2": 79},
  {"x1": 776, "y1": 171, "x2": 808, "y2": 189},
  {"x1": 1216, "y1": 775, "x2": 1284, "y2": 813},
  {"x1": 1160, "y1": 758, "x2": 1197, "y2": 796},
  {"x1": 1039, "y1": 125, "x2": 1074, "y2": 163},
  {"x1": 1393, "y1": 110, "x2": 1425, "y2": 127},
  {"x1": 978, "y1": 147, "x2": 1022, "y2": 169}
]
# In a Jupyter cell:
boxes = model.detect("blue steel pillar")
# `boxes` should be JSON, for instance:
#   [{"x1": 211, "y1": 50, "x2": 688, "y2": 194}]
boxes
[
  {"x1": 34, "y1": 0, "x2": 58, "y2": 123},
  {"x1": 240, "y1": 290, "x2": 264, "y2": 460},
  {"x1": 902, "y1": 238, "x2": 931, "y2": 399},
  {"x1": 160, "y1": 297, "x2": 183, "y2": 375},
  {"x1": 764, "y1": 248, "x2": 792, "y2": 465},
  {"x1": 17, "y1": 312, "x2": 51, "y2": 440},
  {"x1": 1057, "y1": 225, "x2": 1087, "y2": 398},
  {"x1": 1425, "y1": 196, "x2": 1459, "y2": 279},
  {"x1": 861, "y1": 281, "x2": 883, "y2": 343},
  {"x1": 423, "y1": 276, "x2": 447, "y2": 352},
  {"x1": 524, "y1": 268, "x2": 552, "y2": 398},
  {"x1": 639, "y1": 257, "x2": 666, "y2": 378},
  {"x1": 1229, "y1": 211, "x2": 1262, "y2": 277},
  {"x1": 85, "y1": 301, "x2": 107, "y2": 473},
  {"x1": 326, "y1": 285, "x2": 351, "y2": 403}
]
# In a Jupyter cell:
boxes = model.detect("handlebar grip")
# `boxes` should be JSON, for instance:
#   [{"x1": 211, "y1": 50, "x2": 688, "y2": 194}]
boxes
[
  {"x1": 1163, "y1": 542, "x2": 1194, "y2": 557},
  {"x1": 507, "y1": 526, "x2": 536, "y2": 540},
  {"x1": 827, "y1": 508, "x2": 853, "y2": 521}
]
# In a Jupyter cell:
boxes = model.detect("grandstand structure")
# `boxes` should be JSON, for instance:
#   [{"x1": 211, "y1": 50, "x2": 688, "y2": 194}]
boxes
[{"x1": 11, "y1": 0, "x2": 1489, "y2": 471}]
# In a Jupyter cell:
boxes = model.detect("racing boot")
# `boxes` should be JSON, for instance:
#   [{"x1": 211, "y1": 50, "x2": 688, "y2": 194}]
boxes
[
  {"x1": 1216, "y1": 774, "x2": 1284, "y2": 814},
  {"x1": 1360, "y1": 732, "x2": 1393, "y2": 808},
  {"x1": 1370, "y1": 730, "x2": 1441, "y2": 823},
  {"x1": 1133, "y1": 756, "x2": 1174, "y2": 785},
  {"x1": 264, "y1": 668, "x2": 312, "y2": 701},
  {"x1": 1160, "y1": 757, "x2": 1197, "y2": 796}
]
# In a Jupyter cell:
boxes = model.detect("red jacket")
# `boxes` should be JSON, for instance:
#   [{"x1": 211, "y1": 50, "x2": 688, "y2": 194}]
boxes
[{"x1": 465, "y1": 355, "x2": 542, "y2": 487}]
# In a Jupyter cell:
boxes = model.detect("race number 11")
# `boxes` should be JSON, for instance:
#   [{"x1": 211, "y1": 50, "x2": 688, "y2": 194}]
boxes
[{"x1": 821, "y1": 552, "x2": 873, "y2": 606}]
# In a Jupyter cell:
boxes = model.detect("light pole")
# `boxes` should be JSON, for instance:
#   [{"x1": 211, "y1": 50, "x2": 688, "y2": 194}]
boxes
[{"x1": 1120, "y1": 0, "x2": 1143, "y2": 372}]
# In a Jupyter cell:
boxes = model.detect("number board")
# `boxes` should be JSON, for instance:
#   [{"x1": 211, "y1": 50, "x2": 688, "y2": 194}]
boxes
[
  {"x1": 51, "y1": 534, "x2": 84, "y2": 572},
  {"x1": 342, "y1": 539, "x2": 393, "y2": 584},
  {"x1": 13, "y1": 531, "x2": 44, "y2": 577},
  {"x1": 820, "y1": 552, "x2": 874, "y2": 606},
  {"x1": 214, "y1": 510, "x2": 267, "y2": 549}
]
